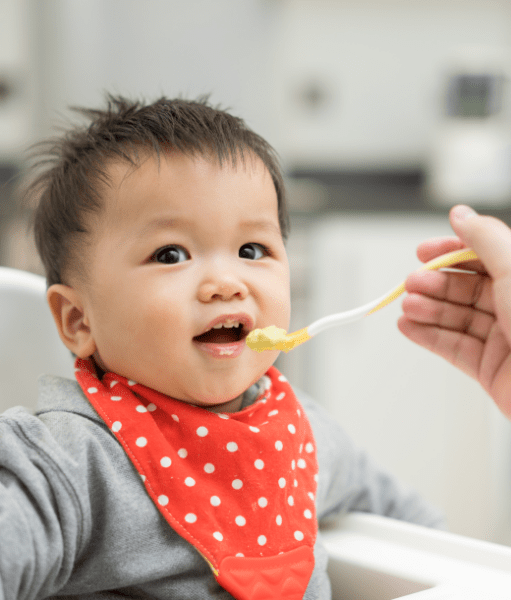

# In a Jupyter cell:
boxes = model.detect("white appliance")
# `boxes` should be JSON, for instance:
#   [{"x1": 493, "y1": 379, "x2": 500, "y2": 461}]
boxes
[
  {"x1": 427, "y1": 47, "x2": 511, "y2": 208},
  {"x1": 292, "y1": 214, "x2": 511, "y2": 544}
]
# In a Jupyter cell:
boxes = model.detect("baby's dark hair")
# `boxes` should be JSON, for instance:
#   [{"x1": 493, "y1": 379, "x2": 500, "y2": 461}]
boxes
[{"x1": 28, "y1": 94, "x2": 289, "y2": 287}]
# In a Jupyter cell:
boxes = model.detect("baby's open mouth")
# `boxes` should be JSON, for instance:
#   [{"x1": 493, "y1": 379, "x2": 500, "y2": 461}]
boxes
[{"x1": 193, "y1": 322, "x2": 245, "y2": 344}]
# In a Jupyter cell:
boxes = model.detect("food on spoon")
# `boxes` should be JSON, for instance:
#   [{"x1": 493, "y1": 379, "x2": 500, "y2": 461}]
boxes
[{"x1": 246, "y1": 326, "x2": 310, "y2": 353}]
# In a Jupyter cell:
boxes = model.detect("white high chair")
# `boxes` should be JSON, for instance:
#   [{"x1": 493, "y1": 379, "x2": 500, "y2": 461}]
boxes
[
  {"x1": 0, "y1": 266, "x2": 74, "y2": 413},
  {"x1": 322, "y1": 512, "x2": 511, "y2": 599},
  {"x1": 0, "y1": 267, "x2": 511, "y2": 598}
]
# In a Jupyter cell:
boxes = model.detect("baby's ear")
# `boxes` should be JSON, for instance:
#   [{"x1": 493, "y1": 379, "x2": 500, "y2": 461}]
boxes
[{"x1": 47, "y1": 284, "x2": 96, "y2": 358}]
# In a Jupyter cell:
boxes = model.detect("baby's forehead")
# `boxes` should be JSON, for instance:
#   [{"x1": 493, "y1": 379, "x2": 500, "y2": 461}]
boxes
[
  {"x1": 105, "y1": 147, "x2": 269, "y2": 183},
  {"x1": 97, "y1": 149, "x2": 278, "y2": 225}
]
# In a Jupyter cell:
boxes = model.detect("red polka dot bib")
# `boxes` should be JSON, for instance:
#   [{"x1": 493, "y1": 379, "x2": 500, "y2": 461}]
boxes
[{"x1": 75, "y1": 358, "x2": 318, "y2": 599}]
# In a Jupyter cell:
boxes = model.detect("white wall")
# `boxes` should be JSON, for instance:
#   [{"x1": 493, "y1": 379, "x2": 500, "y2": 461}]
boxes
[{"x1": 30, "y1": 0, "x2": 280, "y2": 149}]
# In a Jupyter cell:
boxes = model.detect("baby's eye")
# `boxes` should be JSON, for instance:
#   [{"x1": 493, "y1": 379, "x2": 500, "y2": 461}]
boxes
[
  {"x1": 239, "y1": 243, "x2": 268, "y2": 260},
  {"x1": 152, "y1": 245, "x2": 190, "y2": 264}
]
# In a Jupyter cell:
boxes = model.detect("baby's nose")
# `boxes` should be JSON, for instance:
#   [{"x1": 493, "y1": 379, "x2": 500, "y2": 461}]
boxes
[{"x1": 198, "y1": 275, "x2": 249, "y2": 302}]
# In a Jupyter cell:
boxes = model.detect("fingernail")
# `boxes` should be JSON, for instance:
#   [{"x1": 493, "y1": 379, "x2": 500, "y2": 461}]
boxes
[{"x1": 452, "y1": 205, "x2": 477, "y2": 221}]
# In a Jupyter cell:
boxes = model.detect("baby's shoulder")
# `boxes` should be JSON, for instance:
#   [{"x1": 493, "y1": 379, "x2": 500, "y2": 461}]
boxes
[
  {"x1": 33, "y1": 375, "x2": 126, "y2": 462},
  {"x1": 2, "y1": 374, "x2": 138, "y2": 502},
  {"x1": 0, "y1": 375, "x2": 122, "y2": 480},
  {"x1": 36, "y1": 374, "x2": 102, "y2": 421}
]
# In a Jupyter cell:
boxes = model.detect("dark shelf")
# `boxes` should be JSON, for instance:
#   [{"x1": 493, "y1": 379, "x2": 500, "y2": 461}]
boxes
[{"x1": 287, "y1": 168, "x2": 511, "y2": 225}]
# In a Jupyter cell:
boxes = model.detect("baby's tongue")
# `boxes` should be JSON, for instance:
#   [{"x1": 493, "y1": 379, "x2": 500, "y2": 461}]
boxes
[{"x1": 194, "y1": 327, "x2": 240, "y2": 344}]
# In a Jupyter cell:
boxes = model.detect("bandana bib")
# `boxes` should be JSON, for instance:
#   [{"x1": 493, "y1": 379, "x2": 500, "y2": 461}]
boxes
[{"x1": 75, "y1": 358, "x2": 318, "y2": 599}]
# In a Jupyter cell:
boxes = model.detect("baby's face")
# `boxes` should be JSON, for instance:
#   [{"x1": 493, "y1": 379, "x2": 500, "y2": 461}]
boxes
[{"x1": 74, "y1": 152, "x2": 290, "y2": 412}]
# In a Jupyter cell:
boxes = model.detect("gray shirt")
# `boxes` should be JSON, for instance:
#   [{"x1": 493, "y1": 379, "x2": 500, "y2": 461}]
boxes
[{"x1": 0, "y1": 375, "x2": 444, "y2": 600}]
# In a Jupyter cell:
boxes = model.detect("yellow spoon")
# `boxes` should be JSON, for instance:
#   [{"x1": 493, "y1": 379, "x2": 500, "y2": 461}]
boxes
[{"x1": 246, "y1": 248, "x2": 478, "y2": 353}]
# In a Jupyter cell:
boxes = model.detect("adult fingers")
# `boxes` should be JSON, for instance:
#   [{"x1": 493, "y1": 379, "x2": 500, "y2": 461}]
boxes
[
  {"x1": 415, "y1": 236, "x2": 486, "y2": 273},
  {"x1": 450, "y1": 205, "x2": 511, "y2": 280},
  {"x1": 450, "y1": 205, "x2": 511, "y2": 346},
  {"x1": 397, "y1": 314, "x2": 483, "y2": 380},
  {"x1": 404, "y1": 270, "x2": 494, "y2": 315},
  {"x1": 401, "y1": 291, "x2": 495, "y2": 342},
  {"x1": 415, "y1": 236, "x2": 464, "y2": 263}
]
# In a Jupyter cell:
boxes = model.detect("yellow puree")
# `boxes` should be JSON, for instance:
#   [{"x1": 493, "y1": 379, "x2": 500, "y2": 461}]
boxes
[{"x1": 246, "y1": 326, "x2": 311, "y2": 353}]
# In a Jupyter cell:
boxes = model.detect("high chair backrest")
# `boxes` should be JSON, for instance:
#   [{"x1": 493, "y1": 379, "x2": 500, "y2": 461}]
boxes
[{"x1": 0, "y1": 267, "x2": 74, "y2": 413}]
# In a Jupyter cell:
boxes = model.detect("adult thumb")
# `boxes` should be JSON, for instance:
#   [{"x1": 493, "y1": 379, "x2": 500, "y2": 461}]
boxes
[{"x1": 450, "y1": 205, "x2": 511, "y2": 280}]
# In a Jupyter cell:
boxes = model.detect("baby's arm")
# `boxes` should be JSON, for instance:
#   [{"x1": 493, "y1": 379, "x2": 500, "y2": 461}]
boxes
[
  {"x1": 0, "y1": 408, "x2": 82, "y2": 600},
  {"x1": 399, "y1": 205, "x2": 511, "y2": 420}
]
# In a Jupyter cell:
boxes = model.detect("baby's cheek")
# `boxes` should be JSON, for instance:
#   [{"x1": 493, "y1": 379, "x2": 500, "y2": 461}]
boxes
[
  {"x1": 266, "y1": 272, "x2": 291, "y2": 321},
  {"x1": 275, "y1": 289, "x2": 291, "y2": 329}
]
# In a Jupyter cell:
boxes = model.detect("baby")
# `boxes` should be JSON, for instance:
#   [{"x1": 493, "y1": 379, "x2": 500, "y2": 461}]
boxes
[{"x1": 0, "y1": 95, "x2": 444, "y2": 600}]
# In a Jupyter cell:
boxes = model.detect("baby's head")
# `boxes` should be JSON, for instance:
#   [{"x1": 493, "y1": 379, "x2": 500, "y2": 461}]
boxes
[{"x1": 29, "y1": 95, "x2": 291, "y2": 412}]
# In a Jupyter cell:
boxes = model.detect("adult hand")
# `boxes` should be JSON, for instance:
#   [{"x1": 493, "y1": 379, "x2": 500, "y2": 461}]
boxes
[{"x1": 398, "y1": 205, "x2": 511, "y2": 419}]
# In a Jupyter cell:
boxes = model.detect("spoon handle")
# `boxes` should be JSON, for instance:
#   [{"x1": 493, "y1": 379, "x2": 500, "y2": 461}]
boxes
[{"x1": 307, "y1": 248, "x2": 478, "y2": 337}]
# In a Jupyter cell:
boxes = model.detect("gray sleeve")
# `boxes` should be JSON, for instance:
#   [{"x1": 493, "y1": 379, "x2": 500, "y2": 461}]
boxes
[
  {"x1": 0, "y1": 407, "x2": 86, "y2": 600},
  {"x1": 296, "y1": 389, "x2": 446, "y2": 529}
]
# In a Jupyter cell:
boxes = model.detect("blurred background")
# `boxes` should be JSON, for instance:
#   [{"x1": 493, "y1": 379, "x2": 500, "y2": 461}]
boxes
[{"x1": 2, "y1": 0, "x2": 511, "y2": 545}]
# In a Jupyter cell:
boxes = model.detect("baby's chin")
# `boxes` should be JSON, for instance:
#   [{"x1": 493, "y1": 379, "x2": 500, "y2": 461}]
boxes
[
  {"x1": 168, "y1": 366, "x2": 271, "y2": 411},
  {"x1": 141, "y1": 380, "x2": 245, "y2": 412},
  {"x1": 92, "y1": 351, "x2": 265, "y2": 412}
]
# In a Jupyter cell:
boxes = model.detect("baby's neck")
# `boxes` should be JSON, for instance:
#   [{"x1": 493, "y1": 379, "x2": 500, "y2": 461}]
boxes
[
  {"x1": 90, "y1": 356, "x2": 106, "y2": 380},
  {"x1": 203, "y1": 394, "x2": 244, "y2": 414}
]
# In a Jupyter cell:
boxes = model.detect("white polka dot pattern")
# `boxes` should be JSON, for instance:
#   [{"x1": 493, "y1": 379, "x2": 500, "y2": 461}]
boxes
[
  {"x1": 196, "y1": 426, "x2": 208, "y2": 437},
  {"x1": 75, "y1": 357, "x2": 318, "y2": 578}
]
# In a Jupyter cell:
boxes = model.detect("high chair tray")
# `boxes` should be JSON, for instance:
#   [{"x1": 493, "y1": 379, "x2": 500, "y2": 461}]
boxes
[{"x1": 323, "y1": 512, "x2": 511, "y2": 599}]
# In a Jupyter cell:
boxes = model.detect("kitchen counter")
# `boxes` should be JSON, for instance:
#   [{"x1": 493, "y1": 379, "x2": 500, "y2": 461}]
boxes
[{"x1": 287, "y1": 169, "x2": 511, "y2": 224}]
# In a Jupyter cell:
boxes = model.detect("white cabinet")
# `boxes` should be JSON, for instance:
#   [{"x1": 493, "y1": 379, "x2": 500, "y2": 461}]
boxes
[{"x1": 297, "y1": 214, "x2": 511, "y2": 543}]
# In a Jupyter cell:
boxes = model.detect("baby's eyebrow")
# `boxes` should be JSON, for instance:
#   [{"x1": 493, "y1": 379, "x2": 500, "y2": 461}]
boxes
[
  {"x1": 136, "y1": 217, "x2": 281, "y2": 239},
  {"x1": 135, "y1": 217, "x2": 192, "y2": 238},
  {"x1": 238, "y1": 219, "x2": 281, "y2": 236}
]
